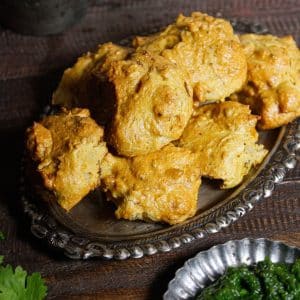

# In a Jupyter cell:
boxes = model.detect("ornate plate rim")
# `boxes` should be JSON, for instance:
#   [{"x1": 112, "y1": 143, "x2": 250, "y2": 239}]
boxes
[{"x1": 20, "y1": 19, "x2": 300, "y2": 260}]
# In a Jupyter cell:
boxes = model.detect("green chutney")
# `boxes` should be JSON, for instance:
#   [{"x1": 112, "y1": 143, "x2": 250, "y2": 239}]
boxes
[{"x1": 197, "y1": 258, "x2": 300, "y2": 300}]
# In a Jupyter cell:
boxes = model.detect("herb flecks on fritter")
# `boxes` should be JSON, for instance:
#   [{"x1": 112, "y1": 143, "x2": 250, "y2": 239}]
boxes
[{"x1": 179, "y1": 101, "x2": 268, "y2": 188}]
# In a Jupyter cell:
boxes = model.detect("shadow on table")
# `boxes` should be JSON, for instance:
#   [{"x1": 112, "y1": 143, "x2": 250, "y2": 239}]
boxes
[
  {"x1": 0, "y1": 70, "x2": 69, "y2": 260},
  {"x1": 145, "y1": 257, "x2": 190, "y2": 300}
]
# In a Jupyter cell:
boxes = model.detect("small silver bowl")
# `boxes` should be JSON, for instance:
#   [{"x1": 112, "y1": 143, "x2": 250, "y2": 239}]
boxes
[{"x1": 164, "y1": 238, "x2": 300, "y2": 300}]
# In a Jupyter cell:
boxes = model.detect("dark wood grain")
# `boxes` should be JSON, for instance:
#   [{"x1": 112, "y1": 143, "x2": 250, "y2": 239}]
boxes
[{"x1": 0, "y1": 1, "x2": 299, "y2": 299}]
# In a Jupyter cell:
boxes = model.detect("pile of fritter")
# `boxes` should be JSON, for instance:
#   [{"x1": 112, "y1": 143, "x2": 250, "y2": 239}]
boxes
[{"x1": 26, "y1": 12, "x2": 300, "y2": 225}]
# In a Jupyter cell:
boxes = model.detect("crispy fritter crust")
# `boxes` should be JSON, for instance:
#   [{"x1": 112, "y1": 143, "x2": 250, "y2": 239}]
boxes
[
  {"x1": 179, "y1": 102, "x2": 268, "y2": 188},
  {"x1": 230, "y1": 34, "x2": 300, "y2": 129},
  {"x1": 52, "y1": 43, "x2": 133, "y2": 125},
  {"x1": 52, "y1": 43, "x2": 193, "y2": 157},
  {"x1": 100, "y1": 144, "x2": 201, "y2": 225},
  {"x1": 52, "y1": 12, "x2": 247, "y2": 157},
  {"x1": 106, "y1": 51, "x2": 193, "y2": 156},
  {"x1": 26, "y1": 108, "x2": 107, "y2": 210},
  {"x1": 133, "y1": 12, "x2": 247, "y2": 103}
]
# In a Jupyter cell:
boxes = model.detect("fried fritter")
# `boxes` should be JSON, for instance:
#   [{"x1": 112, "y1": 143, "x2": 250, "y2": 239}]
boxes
[
  {"x1": 106, "y1": 50, "x2": 193, "y2": 157},
  {"x1": 230, "y1": 34, "x2": 300, "y2": 129},
  {"x1": 133, "y1": 12, "x2": 247, "y2": 103},
  {"x1": 53, "y1": 43, "x2": 193, "y2": 157},
  {"x1": 26, "y1": 108, "x2": 107, "y2": 210},
  {"x1": 178, "y1": 102, "x2": 268, "y2": 188},
  {"x1": 52, "y1": 12, "x2": 247, "y2": 157},
  {"x1": 100, "y1": 144, "x2": 201, "y2": 225},
  {"x1": 52, "y1": 42, "x2": 133, "y2": 125}
]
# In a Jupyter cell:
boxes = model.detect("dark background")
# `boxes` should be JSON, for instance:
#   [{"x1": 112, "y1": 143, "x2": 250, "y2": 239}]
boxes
[{"x1": 0, "y1": 0, "x2": 299, "y2": 299}]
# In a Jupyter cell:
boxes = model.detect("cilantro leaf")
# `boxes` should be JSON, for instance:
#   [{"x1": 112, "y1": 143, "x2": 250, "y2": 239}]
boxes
[
  {"x1": 0, "y1": 264, "x2": 47, "y2": 300},
  {"x1": 0, "y1": 230, "x2": 47, "y2": 299},
  {"x1": 25, "y1": 273, "x2": 47, "y2": 300}
]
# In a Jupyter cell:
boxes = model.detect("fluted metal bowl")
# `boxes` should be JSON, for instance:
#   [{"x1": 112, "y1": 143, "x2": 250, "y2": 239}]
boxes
[{"x1": 164, "y1": 238, "x2": 300, "y2": 300}]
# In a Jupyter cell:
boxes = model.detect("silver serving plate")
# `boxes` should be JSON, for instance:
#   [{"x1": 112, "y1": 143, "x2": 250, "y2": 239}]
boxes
[
  {"x1": 164, "y1": 238, "x2": 300, "y2": 300},
  {"x1": 21, "y1": 20, "x2": 300, "y2": 260}
]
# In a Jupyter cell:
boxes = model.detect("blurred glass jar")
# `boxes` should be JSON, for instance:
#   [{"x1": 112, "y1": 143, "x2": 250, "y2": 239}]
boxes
[{"x1": 0, "y1": 0, "x2": 88, "y2": 35}]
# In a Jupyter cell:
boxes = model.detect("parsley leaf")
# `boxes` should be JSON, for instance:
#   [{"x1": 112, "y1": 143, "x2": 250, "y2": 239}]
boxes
[
  {"x1": 0, "y1": 263, "x2": 47, "y2": 300},
  {"x1": 25, "y1": 273, "x2": 48, "y2": 299},
  {"x1": 0, "y1": 230, "x2": 47, "y2": 299}
]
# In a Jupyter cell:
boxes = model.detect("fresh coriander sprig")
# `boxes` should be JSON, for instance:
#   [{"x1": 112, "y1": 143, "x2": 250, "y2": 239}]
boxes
[
  {"x1": 0, "y1": 230, "x2": 47, "y2": 299},
  {"x1": 0, "y1": 263, "x2": 47, "y2": 300}
]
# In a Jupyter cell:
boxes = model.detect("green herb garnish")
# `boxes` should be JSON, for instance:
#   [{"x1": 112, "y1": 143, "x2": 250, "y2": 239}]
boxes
[
  {"x1": 197, "y1": 258, "x2": 300, "y2": 300},
  {"x1": 0, "y1": 232, "x2": 47, "y2": 300}
]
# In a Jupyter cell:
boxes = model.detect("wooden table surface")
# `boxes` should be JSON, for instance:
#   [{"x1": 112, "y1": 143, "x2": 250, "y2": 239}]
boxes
[{"x1": 0, "y1": 0, "x2": 299, "y2": 299}]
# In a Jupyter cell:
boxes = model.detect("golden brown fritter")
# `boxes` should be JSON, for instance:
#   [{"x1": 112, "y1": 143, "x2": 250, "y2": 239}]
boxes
[
  {"x1": 230, "y1": 34, "x2": 300, "y2": 129},
  {"x1": 52, "y1": 12, "x2": 247, "y2": 157},
  {"x1": 133, "y1": 12, "x2": 247, "y2": 103},
  {"x1": 53, "y1": 43, "x2": 193, "y2": 157},
  {"x1": 26, "y1": 108, "x2": 107, "y2": 211},
  {"x1": 52, "y1": 43, "x2": 133, "y2": 125},
  {"x1": 106, "y1": 51, "x2": 193, "y2": 157},
  {"x1": 178, "y1": 102, "x2": 268, "y2": 188},
  {"x1": 100, "y1": 144, "x2": 201, "y2": 225}
]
